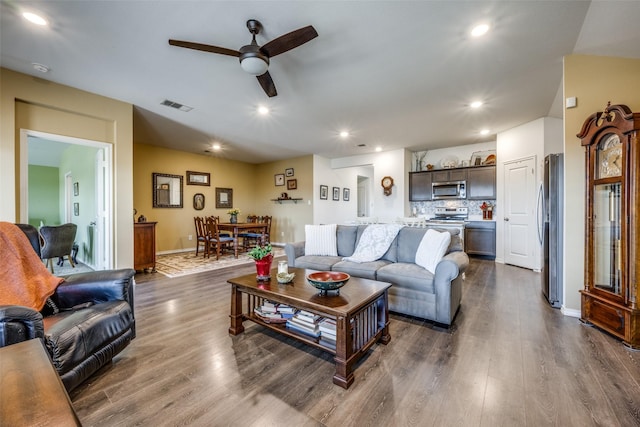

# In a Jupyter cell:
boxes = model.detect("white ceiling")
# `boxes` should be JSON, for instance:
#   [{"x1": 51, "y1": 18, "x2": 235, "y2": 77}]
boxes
[{"x1": 2, "y1": 1, "x2": 640, "y2": 164}]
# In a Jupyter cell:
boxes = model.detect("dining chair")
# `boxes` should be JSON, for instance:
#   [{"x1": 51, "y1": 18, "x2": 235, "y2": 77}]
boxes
[
  {"x1": 240, "y1": 215, "x2": 265, "y2": 250},
  {"x1": 206, "y1": 216, "x2": 236, "y2": 260},
  {"x1": 39, "y1": 223, "x2": 78, "y2": 273},
  {"x1": 193, "y1": 216, "x2": 210, "y2": 257}
]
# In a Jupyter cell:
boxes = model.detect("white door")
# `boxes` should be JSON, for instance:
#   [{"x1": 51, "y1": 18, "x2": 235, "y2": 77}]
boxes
[
  {"x1": 504, "y1": 156, "x2": 538, "y2": 269},
  {"x1": 94, "y1": 148, "x2": 111, "y2": 270},
  {"x1": 357, "y1": 178, "x2": 369, "y2": 217}
]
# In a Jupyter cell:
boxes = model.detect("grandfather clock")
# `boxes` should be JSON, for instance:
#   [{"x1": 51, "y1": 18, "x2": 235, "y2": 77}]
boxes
[{"x1": 578, "y1": 103, "x2": 640, "y2": 349}]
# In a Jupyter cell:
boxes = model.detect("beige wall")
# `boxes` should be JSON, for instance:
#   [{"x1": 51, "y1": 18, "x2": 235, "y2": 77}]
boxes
[
  {"x1": 133, "y1": 143, "x2": 259, "y2": 252},
  {"x1": 563, "y1": 55, "x2": 640, "y2": 312},
  {"x1": 255, "y1": 156, "x2": 314, "y2": 244},
  {"x1": 0, "y1": 68, "x2": 134, "y2": 268}
]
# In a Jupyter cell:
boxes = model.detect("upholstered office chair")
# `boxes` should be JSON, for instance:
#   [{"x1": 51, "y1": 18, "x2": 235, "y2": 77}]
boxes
[
  {"x1": 39, "y1": 223, "x2": 77, "y2": 273},
  {"x1": 206, "y1": 216, "x2": 235, "y2": 260}
]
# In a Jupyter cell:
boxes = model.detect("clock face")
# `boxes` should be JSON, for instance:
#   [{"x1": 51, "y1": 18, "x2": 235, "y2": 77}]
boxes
[
  {"x1": 382, "y1": 176, "x2": 393, "y2": 188},
  {"x1": 597, "y1": 133, "x2": 622, "y2": 179}
]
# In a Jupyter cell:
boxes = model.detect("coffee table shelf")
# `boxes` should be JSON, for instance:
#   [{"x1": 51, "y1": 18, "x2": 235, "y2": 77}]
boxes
[{"x1": 228, "y1": 267, "x2": 391, "y2": 388}]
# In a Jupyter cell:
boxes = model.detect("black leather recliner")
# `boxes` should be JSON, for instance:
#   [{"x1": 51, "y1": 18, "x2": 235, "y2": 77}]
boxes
[{"x1": 0, "y1": 224, "x2": 136, "y2": 391}]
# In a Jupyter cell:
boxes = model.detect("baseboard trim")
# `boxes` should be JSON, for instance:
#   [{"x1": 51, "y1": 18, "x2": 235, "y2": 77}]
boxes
[{"x1": 561, "y1": 307, "x2": 581, "y2": 318}]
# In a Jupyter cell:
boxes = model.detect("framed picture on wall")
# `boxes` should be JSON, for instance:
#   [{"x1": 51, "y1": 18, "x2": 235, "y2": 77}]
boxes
[
  {"x1": 343, "y1": 188, "x2": 350, "y2": 201},
  {"x1": 73, "y1": 182, "x2": 79, "y2": 196},
  {"x1": 320, "y1": 185, "x2": 328, "y2": 200},
  {"x1": 275, "y1": 174, "x2": 285, "y2": 186},
  {"x1": 287, "y1": 179, "x2": 297, "y2": 190},
  {"x1": 215, "y1": 187, "x2": 233, "y2": 209},
  {"x1": 186, "y1": 170, "x2": 210, "y2": 186},
  {"x1": 73, "y1": 203, "x2": 79, "y2": 216},
  {"x1": 332, "y1": 187, "x2": 340, "y2": 201},
  {"x1": 285, "y1": 168, "x2": 294, "y2": 177}
]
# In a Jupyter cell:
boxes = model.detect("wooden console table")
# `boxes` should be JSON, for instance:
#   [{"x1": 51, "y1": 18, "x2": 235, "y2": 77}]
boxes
[{"x1": 0, "y1": 339, "x2": 81, "y2": 426}]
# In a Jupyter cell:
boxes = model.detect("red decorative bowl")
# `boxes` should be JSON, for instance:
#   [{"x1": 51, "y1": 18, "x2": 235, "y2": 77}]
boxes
[{"x1": 307, "y1": 271, "x2": 350, "y2": 295}]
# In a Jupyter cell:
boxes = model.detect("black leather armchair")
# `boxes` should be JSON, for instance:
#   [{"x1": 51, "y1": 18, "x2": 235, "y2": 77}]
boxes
[{"x1": 0, "y1": 224, "x2": 136, "y2": 391}]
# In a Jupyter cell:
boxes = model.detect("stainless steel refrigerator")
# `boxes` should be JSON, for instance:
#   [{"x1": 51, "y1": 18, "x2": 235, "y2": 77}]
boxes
[{"x1": 538, "y1": 153, "x2": 563, "y2": 308}]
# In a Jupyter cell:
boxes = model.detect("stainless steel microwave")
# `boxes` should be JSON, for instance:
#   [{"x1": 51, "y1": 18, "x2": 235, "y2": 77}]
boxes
[{"x1": 432, "y1": 181, "x2": 466, "y2": 200}]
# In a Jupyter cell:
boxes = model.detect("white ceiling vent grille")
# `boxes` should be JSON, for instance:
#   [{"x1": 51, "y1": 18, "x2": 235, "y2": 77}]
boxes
[{"x1": 161, "y1": 99, "x2": 193, "y2": 112}]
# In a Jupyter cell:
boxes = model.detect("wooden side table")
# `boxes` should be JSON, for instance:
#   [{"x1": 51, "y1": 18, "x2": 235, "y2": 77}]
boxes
[
  {"x1": 134, "y1": 221, "x2": 157, "y2": 272},
  {"x1": 0, "y1": 339, "x2": 81, "y2": 426}
]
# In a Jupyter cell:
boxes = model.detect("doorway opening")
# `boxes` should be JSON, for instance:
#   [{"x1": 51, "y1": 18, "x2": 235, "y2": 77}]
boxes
[{"x1": 19, "y1": 129, "x2": 113, "y2": 270}]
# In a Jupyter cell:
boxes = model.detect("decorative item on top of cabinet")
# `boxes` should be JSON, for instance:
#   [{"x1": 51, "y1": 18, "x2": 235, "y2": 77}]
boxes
[
  {"x1": 578, "y1": 103, "x2": 640, "y2": 349},
  {"x1": 134, "y1": 221, "x2": 157, "y2": 273}
]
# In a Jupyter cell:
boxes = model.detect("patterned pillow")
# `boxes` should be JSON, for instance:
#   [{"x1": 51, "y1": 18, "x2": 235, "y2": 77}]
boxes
[
  {"x1": 415, "y1": 229, "x2": 451, "y2": 274},
  {"x1": 305, "y1": 224, "x2": 338, "y2": 256}
]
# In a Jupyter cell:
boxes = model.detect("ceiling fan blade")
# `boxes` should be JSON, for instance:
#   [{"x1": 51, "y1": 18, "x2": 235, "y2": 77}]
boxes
[
  {"x1": 168, "y1": 39, "x2": 240, "y2": 57},
  {"x1": 260, "y1": 25, "x2": 318, "y2": 58},
  {"x1": 256, "y1": 72, "x2": 277, "y2": 97}
]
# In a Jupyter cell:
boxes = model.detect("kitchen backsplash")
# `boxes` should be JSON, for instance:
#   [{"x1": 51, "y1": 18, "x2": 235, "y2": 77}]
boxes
[{"x1": 410, "y1": 199, "x2": 496, "y2": 217}]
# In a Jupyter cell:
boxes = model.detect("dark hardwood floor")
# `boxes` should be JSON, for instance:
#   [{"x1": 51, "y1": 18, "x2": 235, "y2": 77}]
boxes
[{"x1": 70, "y1": 259, "x2": 640, "y2": 426}]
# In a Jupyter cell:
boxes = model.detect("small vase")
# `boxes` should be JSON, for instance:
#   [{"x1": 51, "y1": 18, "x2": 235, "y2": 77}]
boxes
[
  {"x1": 230, "y1": 214, "x2": 237, "y2": 224},
  {"x1": 255, "y1": 254, "x2": 273, "y2": 281}
]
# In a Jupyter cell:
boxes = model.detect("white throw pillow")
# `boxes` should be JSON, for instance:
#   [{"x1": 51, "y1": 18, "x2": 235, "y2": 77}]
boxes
[
  {"x1": 415, "y1": 229, "x2": 451, "y2": 274},
  {"x1": 305, "y1": 224, "x2": 338, "y2": 256}
]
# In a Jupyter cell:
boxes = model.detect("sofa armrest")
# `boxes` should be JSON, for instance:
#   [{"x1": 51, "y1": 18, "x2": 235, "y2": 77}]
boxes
[
  {"x1": 284, "y1": 242, "x2": 305, "y2": 267},
  {"x1": 432, "y1": 251, "x2": 469, "y2": 325},
  {"x1": 54, "y1": 269, "x2": 136, "y2": 312},
  {"x1": 0, "y1": 305, "x2": 44, "y2": 347}
]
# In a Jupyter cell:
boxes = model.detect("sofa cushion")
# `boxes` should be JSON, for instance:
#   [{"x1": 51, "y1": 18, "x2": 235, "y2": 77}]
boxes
[
  {"x1": 305, "y1": 224, "x2": 337, "y2": 256},
  {"x1": 42, "y1": 300, "x2": 133, "y2": 377},
  {"x1": 293, "y1": 255, "x2": 342, "y2": 271},
  {"x1": 415, "y1": 229, "x2": 451, "y2": 274},
  {"x1": 376, "y1": 262, "x2": 436, "y2": 294},
  {"x1": 332, "y1": 259, "x2": 391, "y2": 280},
  {"x1": 336, "y1": 225, "x2": 358, "y2": 257}
]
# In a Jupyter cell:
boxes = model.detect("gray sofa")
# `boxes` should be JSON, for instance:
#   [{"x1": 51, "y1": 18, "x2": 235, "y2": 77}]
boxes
[{"x1": 284, "y1": 225, "x2": 469, "y2": 326}]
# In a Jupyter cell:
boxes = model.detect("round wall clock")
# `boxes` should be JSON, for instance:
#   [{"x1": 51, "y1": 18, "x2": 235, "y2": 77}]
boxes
[{"x1": 381, "y1": 176, "x2": 394, "y2": 196}]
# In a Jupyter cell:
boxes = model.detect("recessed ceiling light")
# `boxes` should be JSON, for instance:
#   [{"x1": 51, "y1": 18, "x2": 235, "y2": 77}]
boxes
[
  {"x1": 212, "y1": 143, "x2": 221, "y2": 151},
  {"x1": 471, "y1": 24, "x2": 489, "y2": 38},
  {"x1": 22, "y1": 12, "x2": 48, "y2": 26},
  {"x1": 470, "y1": 100, "x2": 483, "y2": 109},
  {"x1": 32, "y1": 63, "x2": 50, "y2": 73},
  {"x1": 257, "y1": 106, "x2": 269, "y2": 115},
  {"x1": 375, "y1": 147, "x2": 382, "y2": 152},
  {"x1": 480, "y1": 129, "x2": 490, "y2": 136},
  {"x1": 339, "y1": 131, "x2": 350, "y2": 138}
]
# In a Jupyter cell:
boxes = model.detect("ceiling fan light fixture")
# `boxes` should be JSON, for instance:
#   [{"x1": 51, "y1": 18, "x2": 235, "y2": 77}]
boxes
[{"x1": 240, "y1": 56, "x2": 269, "y2": 76}]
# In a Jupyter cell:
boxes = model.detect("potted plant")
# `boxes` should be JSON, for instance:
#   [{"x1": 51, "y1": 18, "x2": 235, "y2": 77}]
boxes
[
  {"x1": 227, "y1": 208, "x2": 240, "y2": 224},
  {"x1": 248, "y1": 243, "x2": 273, "y2": 280}
]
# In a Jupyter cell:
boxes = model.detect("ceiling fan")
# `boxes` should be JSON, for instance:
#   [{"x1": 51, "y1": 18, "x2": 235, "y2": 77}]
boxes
[{"x1": 169, "y1": 19, "x2": 318, "y2": 97}]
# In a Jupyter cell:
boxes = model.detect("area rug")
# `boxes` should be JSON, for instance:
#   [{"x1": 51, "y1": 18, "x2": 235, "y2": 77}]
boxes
[
  {"x1": 53, "y1": 260, "x2": 94, "y2": 277},
  {"x1": 155, "y1": 247, "x2": 286, "y2": 278}
]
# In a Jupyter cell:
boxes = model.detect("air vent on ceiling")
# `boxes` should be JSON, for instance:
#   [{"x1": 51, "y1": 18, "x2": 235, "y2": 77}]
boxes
[
  {"x1": 161, "y1": 99, "x2": 193, "y2": 112},
  {"x1": 357, "y1": 144, "x2": 366, "y2": 147}
]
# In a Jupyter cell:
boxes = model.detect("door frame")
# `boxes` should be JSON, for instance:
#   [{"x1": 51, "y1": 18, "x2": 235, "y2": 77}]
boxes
[{"x1": 19, "y1": 129, "x2": 114, "y2": 269}]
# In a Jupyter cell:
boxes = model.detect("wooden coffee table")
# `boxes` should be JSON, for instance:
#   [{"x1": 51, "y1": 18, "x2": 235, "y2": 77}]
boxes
[{"x1": 228, "y1": 267, "x2": 391, "y2": 389}]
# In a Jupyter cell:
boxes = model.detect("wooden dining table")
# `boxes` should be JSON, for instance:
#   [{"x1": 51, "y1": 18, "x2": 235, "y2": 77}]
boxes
[{"x1": 217, "y1": 222, "x2": 268, "y2": 258}]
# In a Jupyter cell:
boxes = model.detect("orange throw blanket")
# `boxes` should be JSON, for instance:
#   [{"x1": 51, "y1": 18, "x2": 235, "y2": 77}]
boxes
[{"x1": 0, "y1": 222, "x2": 63, "y2": 311}]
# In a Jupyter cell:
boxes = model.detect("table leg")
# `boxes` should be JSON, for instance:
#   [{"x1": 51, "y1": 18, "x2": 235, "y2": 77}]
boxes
[
  {"x1": 229, "y1": 284, "x2": 245, "y2": 335},
  {"x1": 333, "y1": 315, "x2": 354, "y2": 389},
  {"x1": 233, "y1": 227, "x2": 239, "y2": 258},
  {"x1": 379, "y1": 292, "x2": 391, "y2": 345}
]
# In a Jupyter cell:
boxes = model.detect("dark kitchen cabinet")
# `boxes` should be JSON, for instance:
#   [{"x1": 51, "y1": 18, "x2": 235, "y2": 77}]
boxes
[
  {"x1": 409, "y1": 171, "x2": 432, "y2": 201},
  {"x1": 467, "y1": 166, "x2": 496, "y2": 199},
  {"x1": 464, "y1": 221, "x2": 496, "y2": 258},
  {"x1": 431, "y1": 169, "x2": 467, "y2": 183}
]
